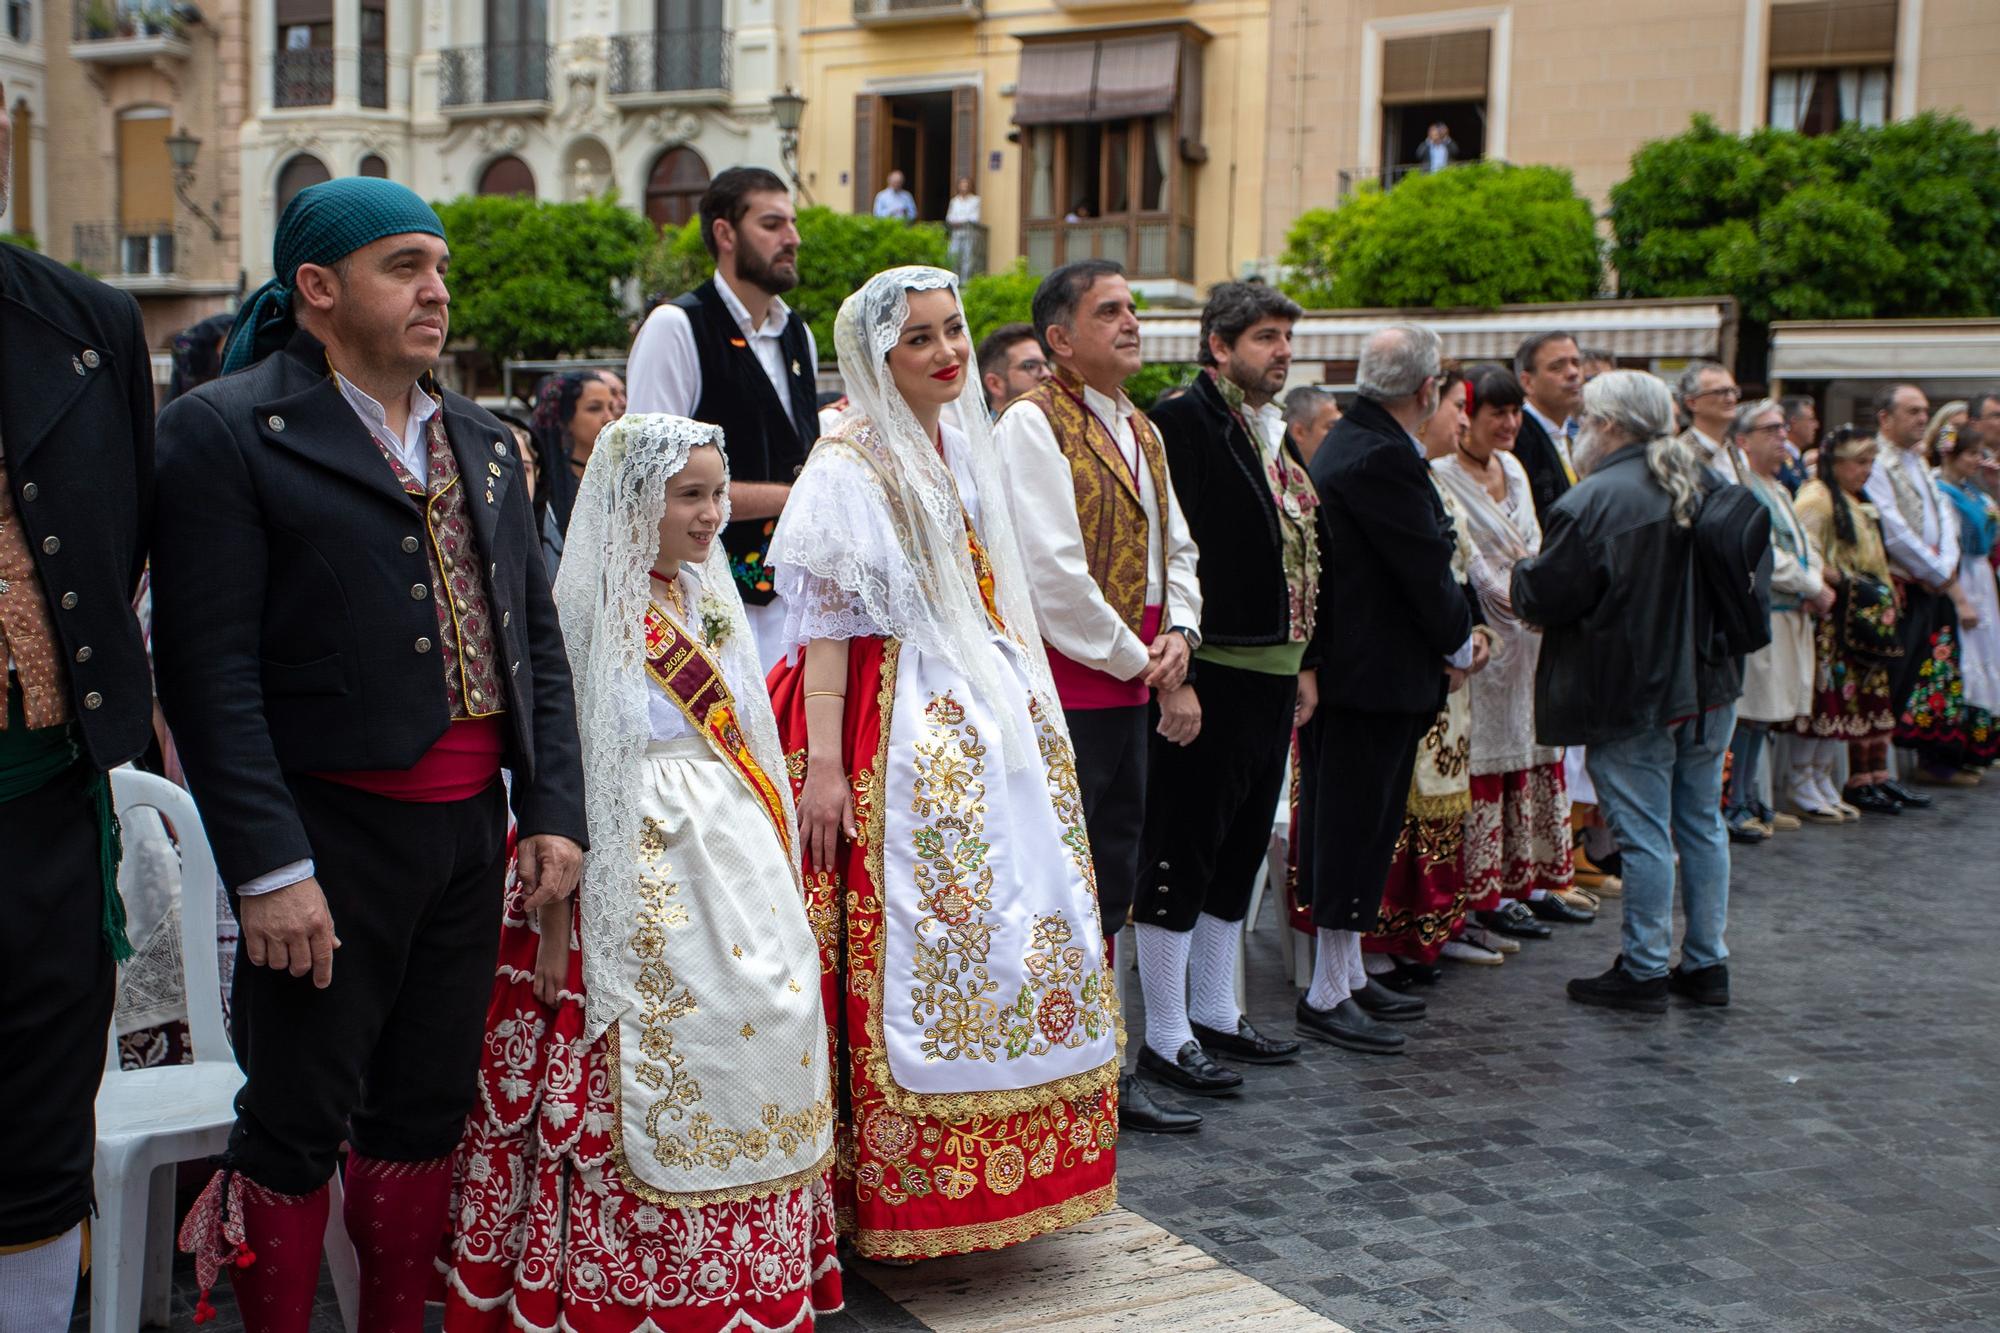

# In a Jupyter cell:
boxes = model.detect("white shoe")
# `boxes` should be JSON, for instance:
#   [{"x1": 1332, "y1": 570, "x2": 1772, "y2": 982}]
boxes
[
  {"x1": 1441, "y1": 938, "x2": 1504, "y2": 965},
  {"x1": 1810, "y1": 766, "x2": 1859, "y2": 821}
]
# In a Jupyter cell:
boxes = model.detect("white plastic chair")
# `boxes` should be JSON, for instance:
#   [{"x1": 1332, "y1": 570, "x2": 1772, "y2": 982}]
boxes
[{"x1": 92, "y1": 768, "x2": 359, "y2": 1333}]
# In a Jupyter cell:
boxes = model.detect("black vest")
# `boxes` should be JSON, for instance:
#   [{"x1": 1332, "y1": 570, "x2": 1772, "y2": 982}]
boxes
[{"x1": 672, "y1": 278, "x2": 818, "y2": 604}]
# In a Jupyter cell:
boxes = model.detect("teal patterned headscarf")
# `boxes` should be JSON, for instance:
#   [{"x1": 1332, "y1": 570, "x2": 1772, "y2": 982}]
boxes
[{"x1": 221, "y1": 178, "x2": 446, "y2": 374}]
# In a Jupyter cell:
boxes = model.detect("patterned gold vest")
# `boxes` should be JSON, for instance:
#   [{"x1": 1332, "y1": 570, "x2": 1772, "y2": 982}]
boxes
[
  {"x1": 1009, "y1": 367, "x2": 1170, "y2": 633},
  {"x1": 368, "y1": 395, "x2": 507, "y2": 722}
]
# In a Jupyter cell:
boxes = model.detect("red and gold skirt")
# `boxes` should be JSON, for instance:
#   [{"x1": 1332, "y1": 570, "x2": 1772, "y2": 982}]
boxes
[{"x1": 1464, "y1": 762, "x2": 1573, "y2": 911}]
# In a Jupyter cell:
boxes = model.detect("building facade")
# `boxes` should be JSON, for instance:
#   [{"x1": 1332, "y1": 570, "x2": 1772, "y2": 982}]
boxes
[
  {"x1": 236, "y1": 0, "x2": 797, "y2": 290},
  {"x1": 1261, "y1": 0, "x2": 2000, "y2": 265},
  {"x1": 795, "y1": 0, "x2": 1271, "y2": 304},
  {"x1": 2, "y1": 0, "x2": 48, "y2": 245},
  {"x1": 44, "y1": 0, "x2": 249, "y2": 357}
]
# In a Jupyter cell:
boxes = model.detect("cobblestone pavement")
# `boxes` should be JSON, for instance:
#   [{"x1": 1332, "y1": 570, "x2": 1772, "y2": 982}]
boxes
[{"x1": 103, "y1": 781, "x2": 1998, "y2": 1331}]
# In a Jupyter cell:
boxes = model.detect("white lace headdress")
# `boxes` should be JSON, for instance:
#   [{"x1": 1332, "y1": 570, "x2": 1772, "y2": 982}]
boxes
[
  {"x1": 551, "y1": 412, "x2": 800, "y2": 1042},
  {"x1": 770, "y1": 265, "x2": 1064, "y2": 769}
]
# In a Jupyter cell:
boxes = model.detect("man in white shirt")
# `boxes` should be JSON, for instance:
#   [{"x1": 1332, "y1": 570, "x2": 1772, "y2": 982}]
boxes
[
  {"x1": 626, "y1": 167, "x2": 819, "y2": 668},
  {"x1": 1675, "y1": 360, "x2": 1744, "y2": 482},
  {"x1": 993, "y1": 259, "x2": 1203, "y2": 1134},
  {"x1": 871, "y1": 169, "x2": 916, "y2": 222}
]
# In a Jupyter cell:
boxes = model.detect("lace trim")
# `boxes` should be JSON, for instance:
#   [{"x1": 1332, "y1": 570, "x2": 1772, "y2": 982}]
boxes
[
  {"x1": 856, "y1": 641, "x2": 1120, "y2": 1120},
  {"x1": 846, "y1": 1178, "x2": 1118, "y2": 1260}
]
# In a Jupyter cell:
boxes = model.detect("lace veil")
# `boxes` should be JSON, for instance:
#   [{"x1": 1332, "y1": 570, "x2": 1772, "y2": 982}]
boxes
[
  {"x1": 551, "y1": 413, "x2": 800, "y2": 1043},
  {"x1": 770, "y1": 265, "x2": 1062, "y2": 769}
]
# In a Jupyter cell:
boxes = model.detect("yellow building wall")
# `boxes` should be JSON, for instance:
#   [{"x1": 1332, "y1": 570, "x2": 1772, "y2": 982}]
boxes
[{"x1": 796, "y1": 0, "x2": 1271, "y2": 296}]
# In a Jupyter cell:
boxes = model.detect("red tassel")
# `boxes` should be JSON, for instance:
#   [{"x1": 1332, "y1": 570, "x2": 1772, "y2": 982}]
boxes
[
  {"x1": 193, "y1": 1296, "x2": 217, "y2": 1324},
  {"x1": 234, "y1": 1245, "x2": 257, "y2": 1268}
]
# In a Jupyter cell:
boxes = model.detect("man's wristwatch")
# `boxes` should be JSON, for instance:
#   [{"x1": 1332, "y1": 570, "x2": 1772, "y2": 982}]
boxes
[{"x1": 1167, "y1": 625, "x2": 1201, "y2": 651}]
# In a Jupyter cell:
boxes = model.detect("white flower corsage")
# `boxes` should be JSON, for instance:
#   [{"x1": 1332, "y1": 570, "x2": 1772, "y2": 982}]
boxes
[{"x1": 696, "y1": 588, "x2": 733, "y2": 648}]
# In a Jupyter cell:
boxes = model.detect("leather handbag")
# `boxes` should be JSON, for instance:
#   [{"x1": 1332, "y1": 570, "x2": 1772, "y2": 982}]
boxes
[{"x1": 1836, "y1": 573, "x2": 1903, "y2": 668}]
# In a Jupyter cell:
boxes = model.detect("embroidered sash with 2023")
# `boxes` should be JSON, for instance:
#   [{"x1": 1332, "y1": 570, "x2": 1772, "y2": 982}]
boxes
[{"x1": 643, "y1": 603, "x2": 792, "y2": 860}]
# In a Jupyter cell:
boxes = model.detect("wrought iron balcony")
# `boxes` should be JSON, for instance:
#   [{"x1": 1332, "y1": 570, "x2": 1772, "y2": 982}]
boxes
[
  {"x1": 72, "y1": 2, "x2": 193, "y2": 61},
  {"x1": 73, "y1": 221, "x2": 182, "y2": 279},
  {"x1": 439, "y1": 41, "x2": 552, "y2": 110},
  {"x1": 852, "y1": 0, "x2": 980, "y2": 24},
  {"x1": 274, "y1": 47, "x2": 334, "y2": 107},
  {"x1": 607, "y1": 29, "x2": 731, "y2": 99}
]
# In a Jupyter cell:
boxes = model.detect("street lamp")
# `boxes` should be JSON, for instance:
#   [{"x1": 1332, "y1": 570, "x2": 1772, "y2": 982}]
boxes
[
  {"x1": 164, "y1": 128, "x2": 225, "y2": 242},
  {"x1": 770, "y1": 86, "x2": 810, "y2": 201}
]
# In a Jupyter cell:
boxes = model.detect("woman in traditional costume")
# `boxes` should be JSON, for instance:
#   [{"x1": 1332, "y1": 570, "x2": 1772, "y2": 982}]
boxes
[
  {"x1": 766, "y1": 266, "x2": 1120, "y2": 1261},
  {"x1": 444, "y1": 414, "x2": 841, "y2": 1332},
  {"x1": 1935, "y1": 421, "x2": 2000, "y2": 759}
]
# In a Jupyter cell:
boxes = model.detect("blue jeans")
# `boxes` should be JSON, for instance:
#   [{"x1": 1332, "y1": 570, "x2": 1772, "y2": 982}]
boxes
[
  {"x1": 1585, "y1": 703, "x2": 1736, "y2": 980},
  {"x1": 1723, "y1": 720, "x2": 1767, "y2": 821}
]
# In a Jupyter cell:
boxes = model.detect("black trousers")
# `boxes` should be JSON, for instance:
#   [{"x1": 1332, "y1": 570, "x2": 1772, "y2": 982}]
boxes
[
  {"x1": 1138, "y1": 663, "x2": 1297, "y2": 932},
  {"x1": 1297, "y1": 707, "x2": 1434, "y2": 931},
  {"x1": 0, "y1": 761, "x2": 115, "y2": 1244},
  {"x1": 227, "y1": 775, "x2": 506, "y2": 1195},
  {"x1": 1067, "y1": 704, "x2": 1149, "y2": 942}
]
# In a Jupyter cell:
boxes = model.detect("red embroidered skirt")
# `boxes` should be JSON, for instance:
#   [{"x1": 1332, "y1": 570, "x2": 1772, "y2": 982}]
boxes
[
  {"x1": 1463, "y1": 763, "x2": 1573, "y2": 911},
  {"x1": 443, "y1": 880, "x2": 841, "y2": 1333},
  {"x1": 1363, "y1": 809, "x2": 1469, "y2": 964},
  {"x1": 768, "y1": 637, "x2": 1118, "y2": 1261}
]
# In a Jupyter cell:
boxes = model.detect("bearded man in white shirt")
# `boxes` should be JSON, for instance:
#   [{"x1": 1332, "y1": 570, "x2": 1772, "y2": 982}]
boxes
[{"x1": 993, "y1": 260, "x2": 1205, "y2": 1135}]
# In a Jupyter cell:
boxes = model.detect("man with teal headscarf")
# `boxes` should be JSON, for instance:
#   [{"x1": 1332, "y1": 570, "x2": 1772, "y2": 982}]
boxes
[{"x1": 150, "y1": 177, "x2": 587, "y2": 1333}]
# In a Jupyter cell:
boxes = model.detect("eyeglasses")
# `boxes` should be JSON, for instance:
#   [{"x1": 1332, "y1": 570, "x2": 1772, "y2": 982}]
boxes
[
  {"x1": 1745, "y1": 421, "x2": 1787, "y2": 436},
  {"x1": 1016, "y1": 358, "x2": 1051, "y2": 378},
  {"x1": 1689, "y1": 385, "x2": 1742, "y2": 402}
]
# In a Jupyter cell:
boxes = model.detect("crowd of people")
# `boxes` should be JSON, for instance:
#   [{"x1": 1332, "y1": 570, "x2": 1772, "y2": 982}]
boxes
[{"x1": 5, "y1": 155, "x2": 1998, "y2": 1333}]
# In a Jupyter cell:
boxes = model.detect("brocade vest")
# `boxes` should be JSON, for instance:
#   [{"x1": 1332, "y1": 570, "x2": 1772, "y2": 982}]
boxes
[{"x1": 0, "y1": 456, "x2": 71, "y2": 730}]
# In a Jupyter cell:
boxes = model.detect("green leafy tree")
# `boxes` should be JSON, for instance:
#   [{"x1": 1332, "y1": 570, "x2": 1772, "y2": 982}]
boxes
[
  {"x1": 639, "y1": 206, "x2": 948, "y2": 355},
  {"x1": 1278, "y1": 163, "x2": 1602, "y2": 310},
  {"x1": 961, "y1": 259, "x2": 1041, "y2": 344},
  {"x1": 1610, "y1": 112, "x2": 2000, "y2": 324},
  {"x1": 0, "y1": 232, "x2": 40, "y2": 252},
  {"x1": 1124, "y1": 362, "x2": 1197, "y2": 410},
  {"x1": 434, "y1": 193, "x2": 652, "y2": 362}
]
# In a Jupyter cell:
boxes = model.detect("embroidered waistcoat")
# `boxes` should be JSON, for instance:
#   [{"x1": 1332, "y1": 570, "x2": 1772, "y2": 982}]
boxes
[
  {"x1": 0, "y1": 458, "x2": 71, "y2": 729},
  {"x1": 1014, "y1": 367, "x2": 1170, "y2": 634},
  {"x1": 369, "y1": 402, "x2": 507, "y2": 721}
]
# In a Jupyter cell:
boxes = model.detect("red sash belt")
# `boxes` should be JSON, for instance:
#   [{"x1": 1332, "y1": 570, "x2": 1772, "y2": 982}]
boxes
[
  {"x1": 311, "y1": 715, "x2": 506, "y2": 802},
  {"x1": 1048, "y1": 604, "x2": 1163, "y2": 711}
]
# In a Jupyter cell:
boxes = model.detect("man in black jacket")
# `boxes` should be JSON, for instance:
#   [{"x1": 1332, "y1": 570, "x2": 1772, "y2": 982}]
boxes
[
  {"x1": 152, "y1": 179, "x2": 586, "y2": 1331},
  {"x1": 1296, "y1": 324, "x2": 1479, "y2": 1054},
  {"x1": 0, "y1": 130, "x2": 155, "y2": 1319},
  {"x1": 1512, "y1": 371, "x2": 1740, "y2": 1016},
  {"x1": 1513, "y1": 330, "x2": 1584, "y2": 521},
  {"x1": 1135, "y1": 284, "x2": 1317, "y2": 1103}
]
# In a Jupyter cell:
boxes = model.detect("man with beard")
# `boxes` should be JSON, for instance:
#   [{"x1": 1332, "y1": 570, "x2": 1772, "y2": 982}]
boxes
[
  {"x1": 1133, "y1": 283, "x2": 1328, "y2": 1100},
  {"x1": 627, "y1": 167, "x2": 818, "y2": 667}
]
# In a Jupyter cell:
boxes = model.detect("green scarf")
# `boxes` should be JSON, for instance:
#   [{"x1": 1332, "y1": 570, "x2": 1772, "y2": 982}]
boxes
[{"x1": 0, "y1": 684, "x2": 132, "y2": 961}]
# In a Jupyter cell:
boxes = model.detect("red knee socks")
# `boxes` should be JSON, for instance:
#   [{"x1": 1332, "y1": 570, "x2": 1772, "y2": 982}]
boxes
[
  {"x1": 343, "y1": 1151, "x2": 454, "y2": 1333},
  {"x1": 178, "y1": 1170, "x2": 329, "y2": 1332}
]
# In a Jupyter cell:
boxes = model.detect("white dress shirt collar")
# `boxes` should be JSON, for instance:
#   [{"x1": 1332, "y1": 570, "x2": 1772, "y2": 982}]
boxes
[
  {"x1": 715, "y1": 275, "x2": 793, "y2": 341},
  {"x1": 1523, "y1": 399, "x2": 1569, "y2": 441},
  {"x1": 335, "y1": 373, "x2": 439, "y2": 487}
]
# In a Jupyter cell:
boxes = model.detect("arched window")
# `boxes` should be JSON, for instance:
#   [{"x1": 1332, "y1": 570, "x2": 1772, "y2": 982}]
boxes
[
  {"x1": 275, "y1": 153, "x2": 332, "y2": 215},
  {"x1": 358, "y1": 153, "x2": 389, "y2": 179},
  {"x1": 644, "y1": 146, "x2": 710, "y2": 232},
  {"x1": 478, "y1": 154, "x2": 536, "y2": 198}
]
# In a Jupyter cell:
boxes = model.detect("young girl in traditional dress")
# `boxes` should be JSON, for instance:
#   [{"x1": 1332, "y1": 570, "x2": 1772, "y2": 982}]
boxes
[
  {"x1": 766, "y1": 266, "x2": 1120, "y2": 1261},
  {"x1": 444, "y1": 414, "x2": 841, "y2": 1332}
]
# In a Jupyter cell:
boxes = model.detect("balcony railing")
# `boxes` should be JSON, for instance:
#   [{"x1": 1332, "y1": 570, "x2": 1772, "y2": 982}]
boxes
[
  {"x1": 1337, "y1": 160, "x2": 1489, "y2": 199},
  {"x1": 852, "y1": 0, "x2": 980, "y2": 23},
  {"x1": 72, "y1": 2, "x2": 193, "y2": 60},
  {"x1": 1023, "y1": 215, "x2": 1192, "y2": 283},
  {"x1": 361, "y1": 47, "x2": 387, "y2": 108},
  {"x1": 607, "y1": 29, "x2": 731, "y2": 98},
  {"x1": 947, "y1": 221, "x2": 989, "y2": 280},
  {"x1": 74, "y1": 221, "x2": 182, "y2": 279},
  {"x1": 274, "y1": 47, "x2": 334, "y2": 107},
  {"x1": 439, "y1": 42, "x2": 552, "y2": 109}
]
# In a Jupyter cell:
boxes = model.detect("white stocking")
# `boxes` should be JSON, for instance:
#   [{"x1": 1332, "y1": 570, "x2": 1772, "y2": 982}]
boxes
[
  {"x1": 1186, "y1": 913, "x2": 1243, "y2": 1033},
  {"x1": 0, "y1": 1225, "x2": 81, "y2": 1333},
  {"x1": 1134, "y1": 923, "x2": 1197, "y2": 1060},
  {"x1": 1308, "y1": 928, "x2": 1358, "y2": 1010}
]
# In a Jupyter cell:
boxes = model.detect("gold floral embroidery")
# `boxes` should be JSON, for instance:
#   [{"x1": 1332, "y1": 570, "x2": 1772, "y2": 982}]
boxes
[
  {"x1": 1029, "y1": 696, "x2": 1099, "y2": 903},
  {"x1": 628, "y1": 821, "x2": 699, "y2": 1122},
  {"x1": 848, "y1": 1180, "x2": 1119, "y2": 1260},
  {"x1": 648, "y1": 1099, "x2": 835, "y2": 1176}
]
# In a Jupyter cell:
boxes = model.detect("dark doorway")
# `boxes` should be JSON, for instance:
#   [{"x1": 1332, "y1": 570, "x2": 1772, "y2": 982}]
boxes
[
  {"x1": 645, "y1": 145, "x2": 710, "y2": 231},
  {"x1": 1381, "y1": 100, "x2": 1485, "y2": 186},
  {"x1": 883, "y1": 91, "x2": 953, "y2": 221}
]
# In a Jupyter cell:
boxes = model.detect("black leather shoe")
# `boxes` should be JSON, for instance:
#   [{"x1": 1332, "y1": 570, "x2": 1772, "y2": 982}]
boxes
[
  {"x1": 1527, "y1": 893, "x2": 1596, "y2": 924},
  {"x1": 1566, "y1": 956, "x2": 1668, "y2": 1014},
  {"x1": 1877, "y1": 779, "x2": 1933, "y2": 809},
  {"x1": 1378, "y1": 958, "x2": 1439, "y2": 990},
  {"x1": 1138, "y1": 1040, "x2": 1244, "y2": 1095},
  {"x1": 1295, "y1": 996, "x2": 1406, "y2": 1054},
  {"x1": 1844, "y1": 783, "x2": 1901, "y2": 814},
  {"x1": 1349, "y1": 978, "x2": 1427, "y2": 1022},
  {"x1": 1190, "y1": 1017, "x2": 1301, "y2": 1065},
  {"x1": 1667, "y1": 961, "x2": 1730, "y2": 1007},
  {"x1": 1117, "y1": 1073, "x2": 1202, "y2": 1134},
  {"x1": 1480, "y1": 901, "x2": 1553, "y2": 939}
]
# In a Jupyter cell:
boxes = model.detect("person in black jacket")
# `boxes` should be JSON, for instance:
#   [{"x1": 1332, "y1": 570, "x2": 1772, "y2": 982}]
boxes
[
  {"x1": 1512, "y1": 330, "x2": 1585, "y2": 521},
  {"x1": 0, "y1": 194, "x2": 155, "y2": 1323},
  {"x1": 152, "y1": 179, "x2": 586, "y2": 1331},
  {"x1": 1135, "y1": 283, "x2": 1315, "y2": 1101},
  {"x1": 1296, "y1": 324, "x2": 1480, "y2": 1054},
  {"x1": 1512, "y1": 371, "x2": 1741, "y2": 1016}
]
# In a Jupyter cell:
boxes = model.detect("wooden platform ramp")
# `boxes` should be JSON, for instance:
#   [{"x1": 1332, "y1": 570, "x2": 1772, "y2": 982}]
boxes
[{"x1": 862, "y1": 1206, "x2": 1356, "y2": 1332}]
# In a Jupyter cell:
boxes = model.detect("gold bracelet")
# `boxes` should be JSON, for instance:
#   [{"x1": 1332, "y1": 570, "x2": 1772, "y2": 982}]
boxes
[{"x1": 805, "y1": 690, "x2": 846, "y2": 700}]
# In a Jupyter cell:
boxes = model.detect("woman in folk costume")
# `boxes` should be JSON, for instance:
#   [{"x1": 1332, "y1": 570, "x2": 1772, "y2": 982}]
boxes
[
  {"x1": 1431, "y1": 367, "x2": 1591, "y2": 941},
  {"x1": 766, "y1": 267, "x2": 1120, "y2": 1260},
  {"x1": 1934, "y1": 420, "x2": 2000, "y2": 739},
  {"x1": 444, "y1": 414, "x2": 841, "y2": 1332}
]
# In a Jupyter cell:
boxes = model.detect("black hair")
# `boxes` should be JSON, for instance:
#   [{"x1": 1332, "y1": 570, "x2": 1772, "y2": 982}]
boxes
[
  {"x1": 1818, "y1": 424, "x2": 1867, "y2": 548},
  {"x1": 697, "y1": 166, "x2": 791, "y2": 259},
  {"x1": 1874, "y1": 383, "x2": 1922, "y2": 420},
  {"x1": 1196, "y1": 281, "x2": 1303, "y2": 368},
  {"x1": 1031, "y1": 260, "x2": 1126, "y2": 345},
  {"x1": 977, "y1": 322, "x2": 1043, "y2": 384},
  {"x1": 1969, "y1": 392, "x2": 2000, "y2": 419},
  {"x1": 1781, "y1": 394, "x2": 1816, "y2": 424},
  {"x1": 1512, "y1": 330, "x2": 1577, "y2": 377},
  {"x1": 1466, "y1": 363, "x2": 1526, "y2": 415}
]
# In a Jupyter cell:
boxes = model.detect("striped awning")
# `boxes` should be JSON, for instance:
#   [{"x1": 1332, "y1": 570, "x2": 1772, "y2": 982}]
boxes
[
  {"x1": 1136, "y1": 298, "x2": 1735, "y2": 366},
  {"x1": 1769, "y1": 319, "x2": 2000, "y2": 379}
]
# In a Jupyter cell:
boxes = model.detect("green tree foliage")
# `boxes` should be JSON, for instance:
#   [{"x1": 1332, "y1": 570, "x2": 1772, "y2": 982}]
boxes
[
  {"x1": 960, "y1": 259, "x2": 1042, "y2": 344},
  {"x1": 1278, "y1": 163, "x2": 1602, "y2": 310},
  {"x1": 1610, "y1": 112, "x2": 2000, "y2": 323},
  {"x1": 0, "y1": 232, "x2": 40, "y2": 252},
  {"x1": 640, "y1": 206, "x2": 948, "y2": 355},
  {"x1": 434, "y1": 193, "x2": 652, "y2": 362},
  {"x1": 1124, "y1": 362, "x2": 1197, "y2": 410}
]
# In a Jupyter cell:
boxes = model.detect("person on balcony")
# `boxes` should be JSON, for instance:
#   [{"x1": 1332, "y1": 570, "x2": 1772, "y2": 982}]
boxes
[
  {"x1": 1415, "y1": 122, "x2": 1459, "y2": 173},
  {"x1": 872, "y1": 168, "x2": 917, "y2": 222},
  {"x1": 947, "y1": 174, "x2": 982, "y2": 278}
]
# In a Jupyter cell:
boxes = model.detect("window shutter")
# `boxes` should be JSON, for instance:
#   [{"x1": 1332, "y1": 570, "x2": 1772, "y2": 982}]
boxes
[
  {"x1": 951, "y1": 85, "x2": 979, "y2": 192},
  {"x1": 1381, "y1": 30, "x2": 1490, "y2": 105},
  {"x1": 1768, "y1": 0, "x2": 1899, "y2": 65}
]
